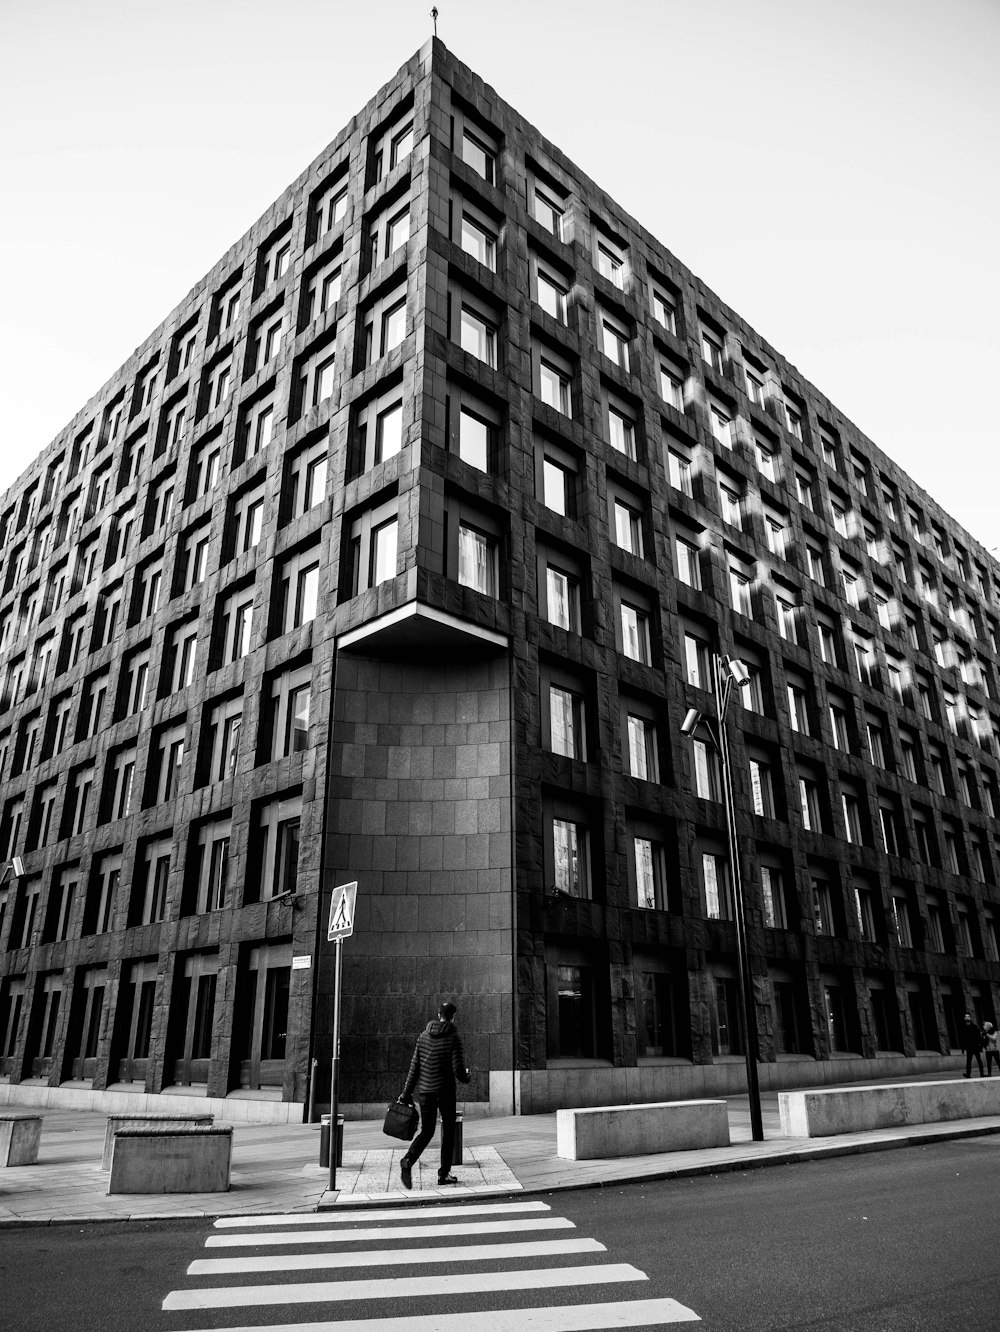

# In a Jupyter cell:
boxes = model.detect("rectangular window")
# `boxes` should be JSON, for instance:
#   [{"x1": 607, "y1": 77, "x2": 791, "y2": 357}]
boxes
[
  {"x1": 553, "y1": 818, "x2": 588, "y2": 897},
  {"x1": 634, "y1": 837, "x2": 666, "y2": 910},
  {"x1": 462, "y1": 129, "x2": 496, "y2": 183},
  {"x1": 627, "y1": 714, "x2": 657, "y2": 781},
  {"x1": 613, "y1": 499, "x2": 643, "y2": 557},
  {"x1": 459, "y1": 307, "x2": 496, "y2": 367},
  {"x1": 458, "y1": 525, "x2": 496, "y2": 596},
  {"x1": 703, "y1": 853, "x2": 731, "y2": 920},
  {"x1": 659, "y1": 359, "x2": 685, "y2": 410},
  {"x1": 539, "y1": 359, "x2": 572, "y2": 416},
  {"x1": 533, "y1": 184, "x2": 564, "y2": 237},
  {"x1": 622, "y1": 604, "x2": 651, "y2": 665},
  {"x1": 461, "y1": 213, "x2": 496, "y2": 270},
  {"x1": 544, "y1": 564, "x2": 579, "y2": 632},
  {"x1": 749, "y1": 759, "x2": 775, "y2": 817},
  {"x1": 761, "y1": 866, "x2": 786, "y2": 929},
  {"x1": 675, "y1": 536, "x2": 701, "y2": 589},
  {"x1": 667, "y1": 445, "x2": 693, "y2": 495},
  {"x1": 607, "y1": 407, "x2": 636, "y2": 460},
  {"x1": 549, "y1": 684, "x2": 584, "y2": 759}
]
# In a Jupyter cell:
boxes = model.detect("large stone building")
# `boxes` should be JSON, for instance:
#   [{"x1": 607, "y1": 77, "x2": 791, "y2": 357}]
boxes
[{"x1": 1, "y1": 41, "x2": 998, "y2": 1121}]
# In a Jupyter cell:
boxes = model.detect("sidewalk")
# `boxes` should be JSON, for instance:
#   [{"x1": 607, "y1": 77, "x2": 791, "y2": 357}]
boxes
[{"x1": 2, "y1": 1073, "x2": 999, "y2": 1228}]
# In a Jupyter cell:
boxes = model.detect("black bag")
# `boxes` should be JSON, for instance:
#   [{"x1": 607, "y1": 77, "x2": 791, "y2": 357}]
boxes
[{"x1": 383, "y1": 1098, "x2": 418, "y2": 1141}]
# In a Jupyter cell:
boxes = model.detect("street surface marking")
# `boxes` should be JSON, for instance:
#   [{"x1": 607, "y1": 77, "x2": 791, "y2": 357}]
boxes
[
  {"x1": 189, "y1": 1236, "x2": 604, "y2": 1275},
  {"x1": 205, "y1": 1216, "x2": 574, "y2": 1247},
  {"x1": 168, "y1": 1295, "x2": 700, "y2": 1330},
  {"x1": 213, "y1": 1200, "x2": 550, "y2": 1227},
  {"x1": 162, "y1": 1262, "x2": 646, "y2": 1310}
]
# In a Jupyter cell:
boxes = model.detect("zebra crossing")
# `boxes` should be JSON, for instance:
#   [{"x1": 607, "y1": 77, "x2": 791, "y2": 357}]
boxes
[{"x1": 162, "y1": 1198, "x2": 701, "y2": 1330}]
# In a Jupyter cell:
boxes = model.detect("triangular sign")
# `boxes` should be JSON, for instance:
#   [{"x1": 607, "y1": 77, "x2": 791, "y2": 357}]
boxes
[{"x1": 328, "y1": 881, "x2": 358, "y2": 941}]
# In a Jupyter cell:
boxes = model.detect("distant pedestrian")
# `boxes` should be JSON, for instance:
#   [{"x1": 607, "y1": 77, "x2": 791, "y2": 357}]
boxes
[
  {"x1": 399, "y1": 1001, "x2": 470, "y2": 1189},
  {"x1": 960, "y1": 1012, "x2": 985, "y2": 1078},
  {"x1": 983, "y1": 1021, "x2": 1000, "y2": 1077}
]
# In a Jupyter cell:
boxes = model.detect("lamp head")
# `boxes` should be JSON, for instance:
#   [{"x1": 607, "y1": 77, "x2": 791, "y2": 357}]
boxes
[
  {"x1": 10, "y1": 857, "x2": 24, "y2": 879},
  {"x1": 727, "y1": 658, "x2": 752, "y2": 688},
  {"x1": 680, "y1": 708, "x2": 703, "y2": 736}
]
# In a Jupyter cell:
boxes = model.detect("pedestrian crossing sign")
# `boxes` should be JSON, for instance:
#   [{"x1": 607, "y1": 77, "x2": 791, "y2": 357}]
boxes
[{"x1": 327, "y1": 881, "x2": 358, "y2": 941}]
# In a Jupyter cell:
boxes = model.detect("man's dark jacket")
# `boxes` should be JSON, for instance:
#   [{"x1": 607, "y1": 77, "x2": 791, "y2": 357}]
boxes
[
  {"x1": 403, "y1": 1019, "x2": 470, "y2": 1097},
  {"x1": 959, "y1": 1022, "x2": 984, "y2": 1053}
]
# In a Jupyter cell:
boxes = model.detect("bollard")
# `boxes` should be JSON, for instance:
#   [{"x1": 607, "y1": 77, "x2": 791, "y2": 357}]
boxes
[
  {"x1": 319, "y1": 1113, "x2": 345, "y2": 1169},
  {"x1": 453, "y1": 1110, "x2": 463, "y2": 1165}
]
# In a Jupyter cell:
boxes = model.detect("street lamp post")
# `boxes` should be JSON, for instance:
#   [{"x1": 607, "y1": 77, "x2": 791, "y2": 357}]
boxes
[{"x1": 681, "y1": 654, "x2": 764, "y2": 1142}]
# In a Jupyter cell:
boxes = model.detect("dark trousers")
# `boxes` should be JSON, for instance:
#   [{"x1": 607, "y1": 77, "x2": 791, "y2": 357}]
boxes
[
  {"x1": 987, "y1": 1050, "x2": 1000, "y2": 1076},
  {"x1": 965, "y1": 1049, "x2": 985, "y2": 1076},
  {"x1": 402, "y1": 1085, "x2": 456, "y2": 1177}
]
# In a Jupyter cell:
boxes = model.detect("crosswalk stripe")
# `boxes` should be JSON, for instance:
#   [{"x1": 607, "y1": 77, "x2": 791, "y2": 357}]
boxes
[
  {"x1": 213, "y1": 1200, "x2": 551, "y2": 1228},
  {"x1": 168, "y1": 1296, "x2": 701, "y2": 1331},
  {"x1": 189, "y1": 1236, "x2": 604, "y2": 1275},
  {"x1": 205, "y1": 1216, "x2": 574, "y2": 1248},
  {"x1": 162, "y1": 1262, "x2": 647, "y2": 1310}
]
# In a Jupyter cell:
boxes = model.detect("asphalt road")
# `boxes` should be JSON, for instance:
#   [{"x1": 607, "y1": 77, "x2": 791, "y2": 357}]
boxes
[{"x1": 2, "y1": 1138, "x2": 998, "y2": 1331}]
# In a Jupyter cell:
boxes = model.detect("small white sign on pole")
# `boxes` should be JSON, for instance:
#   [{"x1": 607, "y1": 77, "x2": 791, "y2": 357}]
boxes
[{"x1": 328, "y1": 881, "x2": 358, "y2": 941}]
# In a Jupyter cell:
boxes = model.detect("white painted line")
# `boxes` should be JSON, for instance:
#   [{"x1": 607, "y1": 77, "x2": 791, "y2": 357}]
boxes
[
  {"x1": 166, "y1": 1295, "x2": 699, "y2": 1331},
  {"x1": 213, "y1": 1200, "x2": 550, "y2": 1228},
  {"x1": 163, "y1": 1262, "x2": 646, "y2": 1310},
  {"x1": 189, "y1": 1237, "x2": 604, "y2": 1275},
  {"x1": 205, "y1": 1216, "x2": 574, "y2": 1248}
]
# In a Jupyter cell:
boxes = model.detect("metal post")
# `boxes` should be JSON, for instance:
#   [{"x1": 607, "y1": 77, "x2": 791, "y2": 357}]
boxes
[
  {"x1": 328, "y1": 936, "x2": 343, "y2": 1191},
  {"x1": 307, "y1": 1057, "x2": 317, "y2": 1125},
  {"x1": 714, "y1": 655, "x2": 765, "y2": 1142}
]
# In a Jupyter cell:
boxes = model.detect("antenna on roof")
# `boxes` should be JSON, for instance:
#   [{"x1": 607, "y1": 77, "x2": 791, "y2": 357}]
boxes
[{"x1": 431, "y1": 7, "x2": 439, "y2": 37}]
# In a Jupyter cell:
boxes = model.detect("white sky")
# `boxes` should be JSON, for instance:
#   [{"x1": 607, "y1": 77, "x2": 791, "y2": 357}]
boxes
[{"x1": 2, "y1": 0, "x2": 998, "y2": 553}]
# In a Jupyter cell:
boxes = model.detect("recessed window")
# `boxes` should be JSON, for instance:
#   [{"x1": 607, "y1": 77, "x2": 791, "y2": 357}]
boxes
[
  {"x1": 607, "y1": 405, "x2": 636, "y2": 460},
  {"x1": 305, "y1": 258, "x2": 342, "y2": 324},
  {"x1": 532, "y1": 182, "x2": 565, "y2": 238},
  {"x1": 626, "y1": 712, "x2": 658, "y2": 781},
  {"x1": 601, "y1": 314, "x2": 630, "y2": 372},
  {"x1": 536, "y1": 269, "x2": 568, "y2": 324},
  {"x1": 458, "y1": 523, "x2": 497, "y2": 597},
  {"x1": 659, "y1": 357, "x2": 685, "y2": 410},
  {"x1": 462, "y1": 128, "x2": 496, "y2": 183},
  {"x1": 460, "y1": 212, "x2": 496, "y2": 270},
  {"x1": 651, "y1": 284, "x2": 677, "y2": 334},
  {"x1": 538, "y1": 358, "x2": 572, "y2": 416},
  {"x1": 621, "y1": 602, "x2": 651, "y2": 665},
  {"x1": 595, "y1": 238, "x2": 625, "y2": 289},
  {"x1": 675, "y1": 534, "x2": 702, "y2": 589},
  {"x1": 701, "y1": 326, "x2": 725, "y2": 374},
  {"x1": 311, "y1": 178, "x2": 348, "y2": 239},
  {"x1": 458, "y1": 408, "x2": 490, "y2": 471},
  {"x1": 612, "y1": 497, "x2": 643, "y2": 558},
  {"x1": 634, "y1": 837, "x2": 667, "y2": 910},
  {"x1": 459, "y1": 307, "x2": 496, "y2": 367}
]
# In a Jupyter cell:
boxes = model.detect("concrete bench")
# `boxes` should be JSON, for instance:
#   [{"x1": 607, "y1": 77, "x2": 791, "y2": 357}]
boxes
[
  {"x1": 779, "y1": 1078, "x2": 1000, "y2": 1139},
  {"x1": 0, "y1": 1113, "x2": 43, "y2": 1167},
  {"x1": 107, "y1": 1125, "x2": 232, "y2": 1194},
  {"x1": 557, "y1": 1099, "x2": 730, "y2": 1160},
  {"x1": 101, "y1": 1112, "x2": 214, "y2": 1169}
]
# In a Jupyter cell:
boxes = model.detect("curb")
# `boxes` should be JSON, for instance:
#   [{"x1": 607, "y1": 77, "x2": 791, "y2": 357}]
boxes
[{"x1": 3, "y1": 1121, "x2": 999, "y2": 1229}]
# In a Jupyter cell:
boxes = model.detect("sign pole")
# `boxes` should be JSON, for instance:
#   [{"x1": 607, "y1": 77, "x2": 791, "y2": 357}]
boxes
[
  {"x1": 329, "y1": 934, "x2": 343, "y2": 1192},
  {"x1": 325, "y1": 880, "x2": 357, "y2": 1195}
]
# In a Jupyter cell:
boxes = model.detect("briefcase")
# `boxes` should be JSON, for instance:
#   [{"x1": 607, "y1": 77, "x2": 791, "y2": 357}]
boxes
[{"x1": 383, "y1": 1098, "x2": 418, "y2": 1140}]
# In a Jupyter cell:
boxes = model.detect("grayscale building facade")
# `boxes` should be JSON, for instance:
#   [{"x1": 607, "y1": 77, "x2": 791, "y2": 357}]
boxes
[{"x1": 1, "y1": 40, "x2": 999, "y2": 1121}]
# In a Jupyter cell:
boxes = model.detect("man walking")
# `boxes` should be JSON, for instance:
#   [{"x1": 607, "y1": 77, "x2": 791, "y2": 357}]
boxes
[
  {"x1": 982, "y1": 1021, "x2": 1000, "y2": 1077},
  {"x1": 399, "y1": 1000, "x2": 470, "y2": 1189},
  {"x1": 960, "y1": 1012, "x2": 985, "y2": 1078}
]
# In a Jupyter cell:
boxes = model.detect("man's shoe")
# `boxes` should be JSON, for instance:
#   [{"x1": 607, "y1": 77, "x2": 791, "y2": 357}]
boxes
[
  {"x1": 438, "y1": 1174, "x2": 459, "y2": 1185},
  {"x1": 400, "y1": 1161, "x2": 412, "y2": 1190}
]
